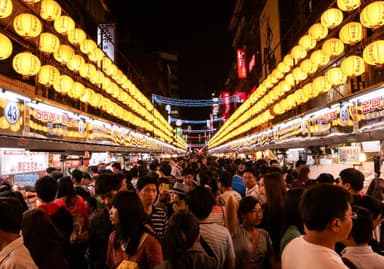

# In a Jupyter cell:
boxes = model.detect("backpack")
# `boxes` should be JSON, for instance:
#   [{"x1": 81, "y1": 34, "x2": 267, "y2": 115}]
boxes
[{"x1": 116, "y1": 233, "x2": 149, "y2": 269}]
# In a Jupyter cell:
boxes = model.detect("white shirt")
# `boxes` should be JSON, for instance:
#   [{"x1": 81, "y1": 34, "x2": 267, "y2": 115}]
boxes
[
  {"x1": 342, "y1": 245, "x2": 384, "y2": 269},
  {"x1": 282, "y1": 236, "x2": 348, "y2": 269}
]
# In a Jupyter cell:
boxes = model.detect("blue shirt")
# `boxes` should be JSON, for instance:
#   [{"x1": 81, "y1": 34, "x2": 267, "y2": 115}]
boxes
[{"x1": 232, "y1": 175, "x2": 246, "y2": 197}]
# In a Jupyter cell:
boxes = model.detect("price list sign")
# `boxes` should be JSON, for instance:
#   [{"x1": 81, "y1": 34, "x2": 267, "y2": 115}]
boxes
[{"x1": 0, "y1": 149, "x2": 48, "y2": 175}]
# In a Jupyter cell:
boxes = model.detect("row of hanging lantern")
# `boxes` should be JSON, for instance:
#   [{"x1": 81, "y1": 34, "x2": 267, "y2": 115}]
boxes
[
  {"x1": 210, "y1": 0, "x2": 384, "y2": 149},
  {"x1": 0, "y1": 0, "x2": 179, "y2": 145}
]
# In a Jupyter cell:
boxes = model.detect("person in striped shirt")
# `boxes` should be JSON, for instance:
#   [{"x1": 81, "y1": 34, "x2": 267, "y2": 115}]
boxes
[{"x1": 137, "y1": 175, "x2": 168, "y2": 242}]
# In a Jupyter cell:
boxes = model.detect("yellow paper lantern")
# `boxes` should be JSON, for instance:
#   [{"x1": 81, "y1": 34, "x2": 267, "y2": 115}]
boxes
[
  {"x1": 67, "y1": 28, "x2": 86, "y2": 46},
  {"x1": 295, "y1": 88, "x2": 308, "y2": 104},
  {"x1": 102, "y1": 56, "x2": 113, "y2": 73},
  {"x1": 310, "y1": 49, "x2": 330, "y2": 66},
  {"x1": 90, "y1": 70, "x2": 104, "y2": 86},
  {"x1": 13, "y1": 13, "x2": 42, "y2": 38},
  {"x1": 308, "y1": 23, "x2": 328, "y2": 41},
  {"x1": 292, "y1": 67, "x2": 307, "y2": 82},
  {"x1": 88, "y1": 48, "x2": 104, "y2": 63},
  {"x1": 337, "y1": 0, "x2": 361, "y2": 11},
  {"x1": 283, "y1": 54, "x2": 294, "y2": 68},
  {"x1": 0, "y1": 0, "x2": 12, "y2": 18},
  {"x1": 321, "y1": 8, "x2": 344, "y2": 29},
  {"x1": 80, "y1": 88, "x2": 94, "y2": 103},
  {"x1": 291, "y1": 45, "x2": 307, "y2": 61},
  {"x1": 299, "y1": 35, "x2": 316, "y2": 51},
  {"x1": 80, "y1": 39, "x2": 97, "y2": 55},
  {"x1": 341, "y1": 55, "x2": 365, "y2": 76},
  {"x1": 53, "y1": 44, "x2": 74, "y2": 64},
  {"x1": 312, "y1": 76, "x2": 332, "y2": 93},
  {"x1": 285, "y1": 73, "x2": 295, "y2": 87},
  {"x1": 39, "y1": 32, "x2": 60, "y2": 54},
  {"x1": 300, "y1": 59, "x2": 318, "y2": 74},
  {"x1": 102, "y1": 76, "x2": 112, "y2": 91},
  {"x1": 325, "y1": 67, "x2": 347, "y2": 85},
  {"x1": 272, "y1": 69, "x2": 283, "y2": 81},
  {"x1": 53, "y1": 74, "x2": 73, "y2": 94},
  {"x1": 339, "y1": 22, "x2": 363, "y2": 45},
  {"x1": 277, "y1": 62, "x2": 290, "y2": 73},
  {"x1": 322, "y1": 38, "x2": 344, "y2": 56},
  {"x1": 303, "y1": 83, "x2": 317, "y2": 99},
  {"x1": 67, "y1": 54, "x2": 85, "y2": 73},
  {"x1": 38, "y1": 65, "x2": 60, "y2": 87},
  {"x1": 69, "y1": 82, "x2": 85, "y2": 99},
  {"x1": 12, "y1": 52, "x2": 41, "y2": 77},
  {"x1": 79, "y1": 63, "x2": 96, "y2": 80},
  {"x1": 363, "y1": 40, "x2": 384, "y2": 65},
  {"x1": 40, "y1": 0, "x2": 61, "y2": 21},
  {"x1": 0, "y1": 33, "x2": 12, "y2": 60},
  {"x1": 360, "y1": 1, "x2": 384, "y2": 29},
  {"x1": 54, "y1": 15, "x2": 75, "y2": 35},
  {"x1": 279, "y1": 80, "x2": 291, "y2": 93}
]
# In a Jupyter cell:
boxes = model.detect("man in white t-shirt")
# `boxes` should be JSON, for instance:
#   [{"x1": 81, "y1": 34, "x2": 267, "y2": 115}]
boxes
[{"x1": 282, "y1": 184, "x2": 353, "y2": 269}]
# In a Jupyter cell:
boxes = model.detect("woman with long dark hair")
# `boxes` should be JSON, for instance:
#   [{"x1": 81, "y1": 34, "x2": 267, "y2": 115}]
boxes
[
  {"x1": 155, "y1": 210, "x2": 216, "y2": 269},
  {"x1": 106, "y1": 191, "x2": 163, "y2": 269}
]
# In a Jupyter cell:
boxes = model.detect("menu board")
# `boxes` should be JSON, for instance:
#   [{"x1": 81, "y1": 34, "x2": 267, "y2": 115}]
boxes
[
  {"x1": 28, "y1": 104, "x2": 87, "y2": 142},
  {"x1": 0, "y1": 148, "x2": 48, "y2": 175},
  {"x1": 338, "y1": 146, "x2": 361, "y2": 164}
]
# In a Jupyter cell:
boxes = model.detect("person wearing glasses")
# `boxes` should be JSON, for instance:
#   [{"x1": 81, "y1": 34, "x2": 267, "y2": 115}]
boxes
[
  {"x1": 282, "y1": 183, "x2": 353, "y2": 269},
  {"x1": 341, "y1": 205, "x2": 384, "y2": 269}
]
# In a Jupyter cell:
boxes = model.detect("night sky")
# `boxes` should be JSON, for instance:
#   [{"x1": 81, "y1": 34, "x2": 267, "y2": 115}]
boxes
[{"x1": 107, "y1": 0, "x2": 236, "y2": 121}]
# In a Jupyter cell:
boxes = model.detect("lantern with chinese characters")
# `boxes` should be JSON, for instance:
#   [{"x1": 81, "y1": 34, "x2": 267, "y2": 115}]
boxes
[
  {"x1": 69, "y1": 82, "x2": 85, "y2": 99},
  {"x1": 12, "y1": 52, "x2": 41, "y2": 77},
  {"x1": 300, "y1": 59, "x2": 318, "y2": 74},
  {"x1": 325, "y1": 67, "x2": 347, "y2": 85},
  {"x1": 38, "y1": 65, "x2": 60, "y2": 87},
  {"x1": 80, "y1": 88, "x2": 94, "y2": 103},
  {"x1": 363, "y1": 40, "x2": 384, "y2": 65},
  {"x1": 277, "y1": 62, "x2": 290, "y2": 73},
  {"x1": 0, "y1": 33, "x2": 12, "y2": 60},
  {"x1": 39, "y1": 32, "x2": 60, "y2": 54},
  {"x1": 309, "y1": 23, "x2": 328, "y2": 41},
  {"x1": 0, "y1": 0, "x2": 12, "y2": 18},
  {"x1": 53, "y1": 74, "x2": 73, "y2": 94},
  {"x1": 67, "y1": 54, "x2": 85, "y2": 73},
  {"x1": 337, "y1": 0, "x2": 360, "y2": 11},
  {"x1": 360, "y1": 1, "x2": 384, "y2": 29},
  {"x1": 53, "y1": 44, "x2": 74, "y2": 64},
  {"x1": 80, "y1": 39, "x2": 97, "y2": 55},
  {"x1": 310, "y1": 49, "x2": 330, "y2": 66},
  {"x1": 322, "y1": 38, "x2": 344, "y2": 56},
  {"x1": 79, "y1": 63, "x2": 96, "y2": 80},
  {"x1": 341, "y1": 55, "x2": 365, "y2": 76},
  {"x1": 303, "y1": 83, "x2": 317, "y2": 99},
  {"x1": 312, "y1": 76, "x2": 332, "y2": 93},
  {"x1": 54, "y1": 15, "x2": 75, "y2": 35},
  {"x1": 299, "y1": 35, "x2": 316, "y2": 51},
  {"x1": 40, "y1": 0, "x2": 61, "y2": 21},
  {"x1": 88, "y1": 47, "x2": 104, "y2": 63},
  {"x1": 321, "y1": 8, "x2": 343, "y2": 29},
  {"x1": 13, "y1": 13, "x2": 42, "y2": 38},
  {"x1": 67, "y1": 28, "x2": 86, "y2": 46},
  {"x1": 339, "y1": 22, "x2": 363, "y2": 45},
  {"x1": 291, "y1": 45, "x2": 307, "y2": 61}
]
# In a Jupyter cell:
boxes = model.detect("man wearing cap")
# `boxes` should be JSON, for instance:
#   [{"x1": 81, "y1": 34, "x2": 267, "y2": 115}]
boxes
[{"x1": 170, "y1": 182, "x2": 189, "y2": 213}]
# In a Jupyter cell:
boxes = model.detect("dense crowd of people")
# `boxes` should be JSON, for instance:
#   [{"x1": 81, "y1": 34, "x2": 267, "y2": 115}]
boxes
[{"x1": 0, "y1": 156, "x2": 383, "y2": 269}]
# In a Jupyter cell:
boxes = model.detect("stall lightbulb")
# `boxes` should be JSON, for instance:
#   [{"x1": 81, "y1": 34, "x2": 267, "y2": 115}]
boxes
[{"x1": 358, "y1": 153, "x2": 367, "y2": 162}]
